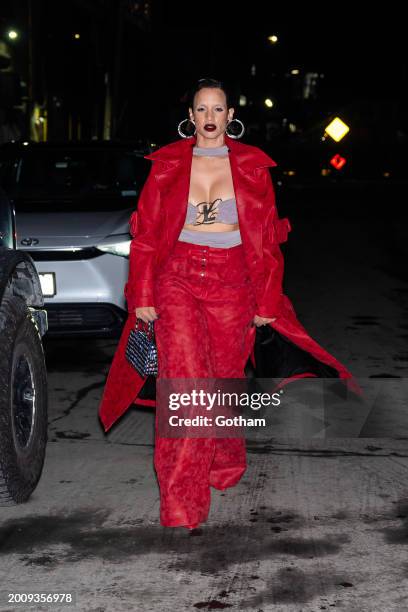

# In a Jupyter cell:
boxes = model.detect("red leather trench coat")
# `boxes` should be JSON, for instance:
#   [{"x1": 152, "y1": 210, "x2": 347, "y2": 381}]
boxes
[{"x1": 98, "y1": 134, "x2": 361, "y2": 432}]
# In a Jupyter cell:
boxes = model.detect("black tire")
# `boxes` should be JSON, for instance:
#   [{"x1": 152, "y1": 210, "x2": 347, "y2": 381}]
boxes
[{"x1": 0, "y1": 295, "x2": 48, "y2": 504}]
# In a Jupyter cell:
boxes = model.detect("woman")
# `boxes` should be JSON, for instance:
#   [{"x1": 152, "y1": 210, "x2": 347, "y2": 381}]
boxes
[{"x1": 98, "y1": 78, "x2": 361, "y2": 530}]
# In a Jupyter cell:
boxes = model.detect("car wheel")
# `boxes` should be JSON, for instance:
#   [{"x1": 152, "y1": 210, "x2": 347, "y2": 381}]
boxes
[{"x1": 0, "y1": 295, "x2": 48, "y2": 505}]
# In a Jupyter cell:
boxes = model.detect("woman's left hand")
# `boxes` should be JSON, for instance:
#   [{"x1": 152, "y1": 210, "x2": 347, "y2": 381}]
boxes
[{"x1": 253, "y1": 314, "x2": 276, "y2": 327}]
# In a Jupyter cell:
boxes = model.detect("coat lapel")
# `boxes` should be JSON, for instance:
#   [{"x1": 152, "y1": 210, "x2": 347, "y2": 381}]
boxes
[
  {"x1": 227, "y1": 137, "x2": 277, "y2": 267},
  {"x1": 145, "y1": 139, "x2": 193, "y2": 252}
]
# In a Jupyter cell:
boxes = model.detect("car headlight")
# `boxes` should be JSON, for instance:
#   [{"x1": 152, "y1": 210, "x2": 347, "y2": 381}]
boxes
[{"x1": 97, "y1": 240, "x2": 131, "y2": 257}]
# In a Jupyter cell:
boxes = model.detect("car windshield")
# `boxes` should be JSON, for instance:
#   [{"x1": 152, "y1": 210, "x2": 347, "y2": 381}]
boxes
[{"x1": 2, "y1": 148, "x2": 150, "y2": 211}]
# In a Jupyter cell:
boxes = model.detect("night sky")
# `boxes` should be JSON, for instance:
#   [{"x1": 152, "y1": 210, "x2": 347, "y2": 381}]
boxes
[
  {"x1": 0, "y1": 1, "x2": 405, "y2": 144},
  {"x1": 152, "y1": 2, "x2": 404, "y2": 99}
]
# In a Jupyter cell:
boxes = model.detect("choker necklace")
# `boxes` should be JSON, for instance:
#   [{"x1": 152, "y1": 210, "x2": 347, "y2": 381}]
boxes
[{"x1": 193, "y1": 145, "x2": 229, "y2": 157}]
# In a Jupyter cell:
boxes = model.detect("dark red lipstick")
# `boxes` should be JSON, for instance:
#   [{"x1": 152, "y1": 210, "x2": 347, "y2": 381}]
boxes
[{"x1": 204, "y1": 124, "x2": 216, "y2": 131}]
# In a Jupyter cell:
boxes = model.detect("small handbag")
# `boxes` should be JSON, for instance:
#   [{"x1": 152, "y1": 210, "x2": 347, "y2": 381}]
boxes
[{"x1": 125, "y1": 318, "x2": 158, "y2": 377}]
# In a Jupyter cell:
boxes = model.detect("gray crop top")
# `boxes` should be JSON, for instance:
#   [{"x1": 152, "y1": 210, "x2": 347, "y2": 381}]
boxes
[
  {"x1": 177, "y1": 143, "x2": 242, "y2": 247},
  {"x1": 184, "y1": 197, "x2": 238, "y2": 226}
]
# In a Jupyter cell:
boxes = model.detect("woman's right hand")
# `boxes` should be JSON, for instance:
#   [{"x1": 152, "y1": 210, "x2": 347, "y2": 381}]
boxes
[{"x1": 135, "y1": 306, "x2": 159, "y2": 323}]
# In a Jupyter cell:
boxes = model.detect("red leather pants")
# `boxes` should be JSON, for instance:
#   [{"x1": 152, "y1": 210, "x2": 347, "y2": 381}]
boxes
[{"x1": 153, "y1": 239, "x2": 258, "y2": 528}]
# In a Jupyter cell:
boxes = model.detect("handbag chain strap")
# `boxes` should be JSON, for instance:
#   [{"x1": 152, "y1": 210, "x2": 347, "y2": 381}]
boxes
[{"x1": 135, "y1": 317, "x2": 155, "y2": 339}]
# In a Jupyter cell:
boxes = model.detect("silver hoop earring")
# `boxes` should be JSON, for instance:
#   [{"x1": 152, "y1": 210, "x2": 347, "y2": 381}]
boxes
[
  {"x1": 178, "y1": 118, "x2": 196, "y2": 138},
  {"x1": 226, "y1": 118, "x2": 245, "y2": 139}
]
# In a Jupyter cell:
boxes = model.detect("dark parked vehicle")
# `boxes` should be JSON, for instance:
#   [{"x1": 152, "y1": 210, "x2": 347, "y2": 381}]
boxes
[{"x1": 0, "y1": 189, "x2": 48, "y2": 504}]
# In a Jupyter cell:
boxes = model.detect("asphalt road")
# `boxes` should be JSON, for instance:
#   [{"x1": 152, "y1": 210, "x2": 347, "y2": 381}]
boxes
[{"x1": 0, "y1": 182, "x2": 407, "y2": 612}]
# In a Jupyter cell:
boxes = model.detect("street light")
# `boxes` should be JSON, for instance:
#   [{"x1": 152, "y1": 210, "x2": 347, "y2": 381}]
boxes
[
  {"x1": 268, "y1": 35, "x2": 278, "y2": 44},
  {"x1": 7, "y1": 30, "x2": 19, "y2": 40},
  {"x1": 264, "y1": 98, "x2": 274, "y2": 108}
]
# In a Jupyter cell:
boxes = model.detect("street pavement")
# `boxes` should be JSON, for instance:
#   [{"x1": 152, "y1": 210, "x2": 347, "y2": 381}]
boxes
[{"x1": 0, "y1": 184, "x2": 407, "y2": 612}]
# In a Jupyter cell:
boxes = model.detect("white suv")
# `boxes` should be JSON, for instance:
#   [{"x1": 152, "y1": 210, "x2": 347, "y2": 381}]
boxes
[{"x1": 0, "y1": 140, "x2": 153, "y2": 336}]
